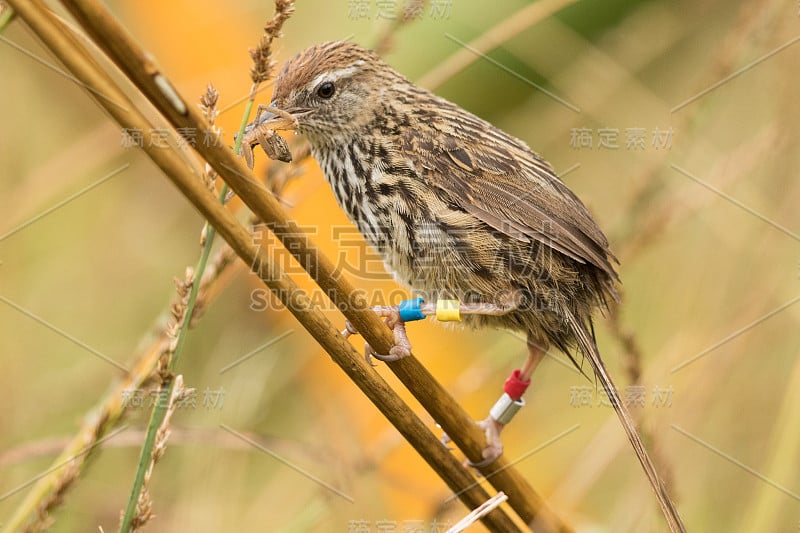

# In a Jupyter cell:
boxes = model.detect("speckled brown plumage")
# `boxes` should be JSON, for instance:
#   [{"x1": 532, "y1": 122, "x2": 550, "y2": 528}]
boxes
[
  {"x1": 271, "y1": 42, "x2": 618, "y2": 354},
  {"x1": 252, "y1": 41, "x2": 684, "y2": 531}
]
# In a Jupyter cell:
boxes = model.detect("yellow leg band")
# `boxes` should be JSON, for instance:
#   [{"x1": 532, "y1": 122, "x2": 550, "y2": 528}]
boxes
[{"x1": 436, "y1": 299, "x2": 461, "y2": 322}]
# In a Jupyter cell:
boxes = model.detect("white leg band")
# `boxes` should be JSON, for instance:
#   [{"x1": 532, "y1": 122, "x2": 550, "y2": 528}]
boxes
[{"x1": 489, "y1": 392, "x2": 525, "y2": 425}]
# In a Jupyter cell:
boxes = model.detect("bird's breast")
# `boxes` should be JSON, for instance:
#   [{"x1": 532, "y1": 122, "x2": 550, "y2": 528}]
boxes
[
  {"x1": 315, "y1": 142, "x2": 489, "y2": 294},
  {"x1": 314, "y1": 143, "x2": 512, "y2": 298}
]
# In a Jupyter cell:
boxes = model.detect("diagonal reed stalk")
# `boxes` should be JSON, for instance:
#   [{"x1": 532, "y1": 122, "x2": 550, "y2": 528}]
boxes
[
  {"x1": 6, "y1": 1, "x2": 562, "y2": 531},
  {"x1": 6, "y1": 0, "x2": 577, "y2": 531},
  {"x1": 121, "y1": 3, "x2": 293, "y2": 527},
  {"x1": 45, "y1": 4, "x2": 566, "y2": 528}
]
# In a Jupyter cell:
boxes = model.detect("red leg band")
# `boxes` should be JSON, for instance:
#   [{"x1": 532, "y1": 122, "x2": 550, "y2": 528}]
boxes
[{"x1": 503, "y1": 369, "x2": 530, "y2": 400}]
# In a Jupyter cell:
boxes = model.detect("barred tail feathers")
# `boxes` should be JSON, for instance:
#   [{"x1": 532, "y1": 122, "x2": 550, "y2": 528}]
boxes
[{"x1": 563, "y1": 308, "x2": 686, "y2": 533}]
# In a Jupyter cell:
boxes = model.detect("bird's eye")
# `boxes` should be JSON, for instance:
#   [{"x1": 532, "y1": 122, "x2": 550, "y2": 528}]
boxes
[{"x1": 317, "y1": 82, "x2": 335, "y2": 99}]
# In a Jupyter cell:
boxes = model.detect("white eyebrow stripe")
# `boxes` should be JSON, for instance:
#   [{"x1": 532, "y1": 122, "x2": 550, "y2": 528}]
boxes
[{"x1": 309, "y1": 61, "x2": 364, "y2": 89}]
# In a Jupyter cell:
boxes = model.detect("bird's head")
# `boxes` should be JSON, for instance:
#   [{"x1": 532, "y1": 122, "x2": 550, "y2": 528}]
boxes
[{"x1": 252, "y1": 41, "x2": 400, "y2": 145}]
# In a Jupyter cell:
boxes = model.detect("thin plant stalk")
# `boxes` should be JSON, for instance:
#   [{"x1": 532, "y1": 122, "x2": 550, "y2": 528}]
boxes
[
  {"x1": 9, "y1": 0, "x2": 570, "y2": 529},
  {"x1": 54, "y1": 0, "x2": 571, "y2": 527},
  {"x1": 121, "y1": 4, "x2": 301, "y2": 526},
  {"x1": 119, "y1": 181, "x2": 225, "y2": 531}
]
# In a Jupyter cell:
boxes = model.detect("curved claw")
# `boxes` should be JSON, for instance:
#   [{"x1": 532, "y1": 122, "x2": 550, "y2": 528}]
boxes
[
  {"x1": 343, "y1": 306, "x2": 414, "y2": 364},
  {"x1": 342, "y1": 320, "x2": 359, "y2": 339},
  {"x1": 439, "y1": 418, "x2": 504, "y2": 468},
  {"x1": 369, "y1": 351, "x2": 406, "y2": 363},
  {"x1": 466, "y1": 453, "x2": 501, "y2": 469},
  {"x1": 364, "y1": 343, "x2": 378, "y2": 366},
  {"x1": 364, "y1": 343, "x2": 408, "y2": 364}
]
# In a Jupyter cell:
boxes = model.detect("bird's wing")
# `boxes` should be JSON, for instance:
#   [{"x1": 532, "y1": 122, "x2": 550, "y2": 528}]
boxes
[{"x1": 399, "y1": 102, "x2": 618, "y2": 280}]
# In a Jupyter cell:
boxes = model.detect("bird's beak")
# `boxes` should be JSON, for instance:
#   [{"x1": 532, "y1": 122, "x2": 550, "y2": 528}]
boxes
[
  {"x1": 237, "y1": 103, "x2": 310, "y2": 168},
  {"x1": 253, "y1": 104, "x2": 311, "y2": 131}
]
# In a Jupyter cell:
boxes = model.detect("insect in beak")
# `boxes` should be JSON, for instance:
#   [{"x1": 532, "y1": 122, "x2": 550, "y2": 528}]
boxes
[{"x1": 239, "y1": 105, "x2": 308, "y2": 168}]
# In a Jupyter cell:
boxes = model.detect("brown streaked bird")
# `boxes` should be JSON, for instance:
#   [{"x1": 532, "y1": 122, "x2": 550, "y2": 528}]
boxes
[{"x1": 247, "y1": 41, "x2": 685, "y2": 531}]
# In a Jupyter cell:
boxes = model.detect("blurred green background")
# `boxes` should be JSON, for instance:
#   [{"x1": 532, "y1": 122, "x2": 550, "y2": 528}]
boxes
[{"x1": 1, "y1": 0, "x2": 798, "y2": 531}]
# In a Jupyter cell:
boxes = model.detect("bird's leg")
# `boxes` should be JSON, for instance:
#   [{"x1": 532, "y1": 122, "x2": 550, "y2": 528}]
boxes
[
  {"x1": 341, "y1": 298, "x2": 516, "y2": 365},
  {"x1": 454, "y1": 332, "x2": 547, "y2": 468},
  {"x1": 343, "y1": 298, "x2": 544, "y2": 468},
  {"x1": 342, "y1": 306, "x2": 413, "y2": 364}
]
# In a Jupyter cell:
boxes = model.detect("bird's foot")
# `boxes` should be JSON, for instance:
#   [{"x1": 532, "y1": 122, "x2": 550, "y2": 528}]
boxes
[
  {"x1": 440, "y1": 380, "x2": 529, "y2": 469},
  {"x1": 440, "y1": 418, "x2": 505, "y2": 469},
  {"x1": 471, "y1": 417, "x2": 505, "y2": 468},
  {"x1": 341, "y1": 306, "x2": 412, "y2": 365}
]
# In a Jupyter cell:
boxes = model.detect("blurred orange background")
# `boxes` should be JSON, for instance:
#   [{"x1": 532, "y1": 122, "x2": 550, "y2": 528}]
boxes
[{"x1": 1, "y1": 0, "x2": 799, "y2": 531}]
